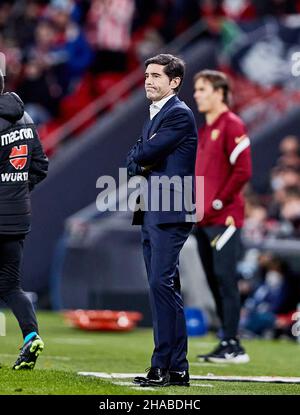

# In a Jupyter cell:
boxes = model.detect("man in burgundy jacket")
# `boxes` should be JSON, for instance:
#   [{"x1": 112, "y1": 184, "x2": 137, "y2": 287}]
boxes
[{"x1": 193, "y1": 69, "x2": 252, "y2": 363}]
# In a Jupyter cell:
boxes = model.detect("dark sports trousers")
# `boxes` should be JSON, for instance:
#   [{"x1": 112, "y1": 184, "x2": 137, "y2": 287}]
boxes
[
  {"x1": 194, "y1": 226, "x2": 241, "y2": 340},
  {"x1": 141, "y1": 222, "x2": 193, "y2": 371},
  {"x1": 0, "y1": 235, "x2": 38, "y2": 338}
]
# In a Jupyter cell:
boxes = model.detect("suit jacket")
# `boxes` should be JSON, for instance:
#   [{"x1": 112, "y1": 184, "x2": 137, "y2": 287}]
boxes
[{"x1": 126, "y1": 95, "x2": 198, "y2": 225}]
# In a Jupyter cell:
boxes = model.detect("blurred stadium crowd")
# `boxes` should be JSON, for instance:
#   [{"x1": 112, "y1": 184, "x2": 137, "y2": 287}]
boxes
[
  {"x1": 245, "y1": 135, "x2": 300, "y2": 242},
  {"x1": 1, "y1": 0, "x2": 300, "y2": 152},
  {"x1": 1, "y1": 0, "x2": 300, "y2": 339},
  {"x1": 238, "y1": 135, "x2": 300, "y2": 339}
]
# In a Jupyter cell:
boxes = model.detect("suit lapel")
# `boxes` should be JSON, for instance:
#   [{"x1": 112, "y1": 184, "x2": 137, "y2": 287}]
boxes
[
  {"x1": 142, "y1": 118, "x2": 151, "y2": 140},
  {"x1": 147, "y1": 95, "x2": 178, "y2": 140},
  {"x1": 142, "y1": 95, "x2": 179, "y2": 140}
]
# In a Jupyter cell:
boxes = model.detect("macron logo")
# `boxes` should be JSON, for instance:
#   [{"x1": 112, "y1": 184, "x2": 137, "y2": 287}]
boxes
[{"x1": 1, "y1": 127, "x2": 33, "y2": 146}]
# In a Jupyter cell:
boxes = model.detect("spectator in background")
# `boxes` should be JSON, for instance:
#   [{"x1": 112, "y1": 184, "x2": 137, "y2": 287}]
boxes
[
  {"x1": 17, "y1": 18, "x2": 63, "y2": 124},
  {"x1": 268, "y1": 166, "x2": 300, "y2": 222},
  {"x1": 130, "y1": 0, "x2": 164, "y2": 64},
  {"x1": 0, "y1": 1, "x2": 15, "y2": 40},
  {"x1": 199, "y1": 0, "x2": 256, "y2": 20},
  {"x1": 70, "y1": 0, "x2": 91, "y2": 26},
  {"x1": 199, "y1": 0, "x2": 222, "y2": 17},
  {"x1": 252, "y1": 0, "x2": 300, "y2": 16},
  {"x1": 46, "y1": 0, "x2": 93, "y2": 91},
  {"x1": 132, "y1": 0, "x2": 160, "y2": 31},
  {"x1": 279, "y1": 167, "x2": 300, "y2": 189},
  {"x1": 279, "y1": 135, "x2": 300, "y2": 156},
  {"x1": 4, "y1": 0, "x2": 42, "y2": 49},
  {"x1": 86, "y1": 0, "x2": 135, "y2": 74},
  {"x1": 243, "y1": 199, "x2": 268, "y2": 244},
  {"x1": 17, "y1": 57, "x2": 61, "y2": 125},
  {"x1": 26, "y1": 18, "x2": 60, "y2": 70},
  {"x1": 221, "y1": 0, "x2": 257, "y2": 20},
  {"x1": 240, "y1": 255, "x2": 298, "y2": 338},
  {"x1": 239, "y1": 130, "x2": 300, "y2": 337},
  {"x1": 159, "y1": 0, "x2": 200, "y2": 42},
  {"x1": 280, "y1": 187, "x2": 300, "y2": 237},
  {"x1": 0, "y1": 33, "x2": 22, "y2": 91},
  {"x1": 277, "y1": 135, "x2": 300, "y2": 170},
  {"x1": 134, "y1": 28, "x2": 164, "y2": 63}
]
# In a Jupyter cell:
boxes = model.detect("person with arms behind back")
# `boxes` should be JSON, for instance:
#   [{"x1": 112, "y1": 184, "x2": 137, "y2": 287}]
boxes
[
  {"x1": 0, "y1": 71, "x2": 48, "y2": 370},
  {"x1": 193, "y1": 69, "x2": 252, "y2": 363}
]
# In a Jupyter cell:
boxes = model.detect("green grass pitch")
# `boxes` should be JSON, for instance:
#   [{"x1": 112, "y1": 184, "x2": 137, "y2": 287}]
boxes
[{"x1": 0, "y1": 311, "x2": 299, "y2": 395}]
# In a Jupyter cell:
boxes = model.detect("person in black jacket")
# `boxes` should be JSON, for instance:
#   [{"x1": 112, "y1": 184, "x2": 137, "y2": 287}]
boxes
[{"x1": 0, "y1": 72, "x2": 48, "y2": 370}]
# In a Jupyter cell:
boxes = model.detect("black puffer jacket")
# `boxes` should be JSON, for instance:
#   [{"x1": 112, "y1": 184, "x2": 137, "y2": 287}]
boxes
[{"x1": 0, "y1": 92, "x2": 48, "y2": 234}]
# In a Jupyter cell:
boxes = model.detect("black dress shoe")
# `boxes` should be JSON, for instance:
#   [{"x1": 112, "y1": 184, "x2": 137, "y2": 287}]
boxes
[
  {"x1": 133, "y1": 367, "x2": 168, "y2": 385},
  {"x1": 139, "y1": 368, "x2": 169, "y2": 387},
  {"x1": 167, "y1": 370, "x2": 190, "y2": 386}
]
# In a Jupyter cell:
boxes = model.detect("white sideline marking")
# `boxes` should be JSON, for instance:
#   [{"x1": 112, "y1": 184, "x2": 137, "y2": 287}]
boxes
[
  {"x1": 194, "y1": 375, "x2": 300, "y2": 384},
  {"x1": 78, "y1": 372, "x2": 300, "y2": 384},
  {"x1": 111, "y1": 373, "x2": 144, "y2": 379},
  {"x1": 80, "y1": 372, "x2": 112, "y2": 378},
  {"x1": 112, "y1": 381, "x2": 135, "y2": 386},
  {"x1": 112, "y1": 381, "x2": 156, "y2": 390},
  {"x1": 131, "y1": 387, "x2": 156, "y2": 391},
  {"x1": 112, "y1": 380, "x2": 213, "y2": 388}
]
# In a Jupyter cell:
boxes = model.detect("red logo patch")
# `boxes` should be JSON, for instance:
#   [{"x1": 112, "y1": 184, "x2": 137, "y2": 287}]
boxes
[{"x1": 9, "y1": 145, "x2": 28, "y2": 170}]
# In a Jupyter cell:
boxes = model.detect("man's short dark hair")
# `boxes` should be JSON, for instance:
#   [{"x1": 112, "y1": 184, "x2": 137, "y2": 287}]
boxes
[
  {"x1": 194, "y1": 69, "x2": 231, "y2": 105},
  {"x1": 145, "y1": 54, "x2": 185, "y2": 94}
]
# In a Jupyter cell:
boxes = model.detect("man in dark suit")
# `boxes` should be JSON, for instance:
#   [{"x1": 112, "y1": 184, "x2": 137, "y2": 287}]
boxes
[{"x1": 126, "y1": 54, "x2": 198, "y2": 387}]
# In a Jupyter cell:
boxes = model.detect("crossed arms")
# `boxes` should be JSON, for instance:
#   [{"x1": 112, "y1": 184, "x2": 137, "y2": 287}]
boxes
[{"x1": 126, "y1": 110, "x2": 190, "y2": 177}]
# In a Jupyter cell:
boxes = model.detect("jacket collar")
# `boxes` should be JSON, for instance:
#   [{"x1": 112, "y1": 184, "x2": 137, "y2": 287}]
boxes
[
  {"x1": 149, "y1": 94, "x2": 176, "y2": 119},
  {"x1": 144, "y1": 95, "x2": 179, "y2": 139}
]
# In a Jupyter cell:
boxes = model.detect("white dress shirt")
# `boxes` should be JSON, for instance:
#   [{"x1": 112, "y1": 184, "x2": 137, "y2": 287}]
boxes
[{"x1": 149, "y1": 94, "x2": 175, "y2": 120}]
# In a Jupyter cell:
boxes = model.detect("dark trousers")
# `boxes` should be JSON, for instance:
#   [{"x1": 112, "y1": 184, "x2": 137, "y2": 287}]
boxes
[
  {"x1": 0, "y1": 235, "x2": 38, "y2": 338},
  {"x1": 141, "y1": 222, "x2": 193, "y2": 371},
  {"x1": 194, "y1": 226, "x2": 241, "y2": 340}
]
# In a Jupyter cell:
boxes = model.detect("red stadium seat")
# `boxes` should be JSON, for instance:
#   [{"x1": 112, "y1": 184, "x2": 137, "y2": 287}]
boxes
[{"x1": 60, "y1": 75, "x2": 95, "y2": 122}]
